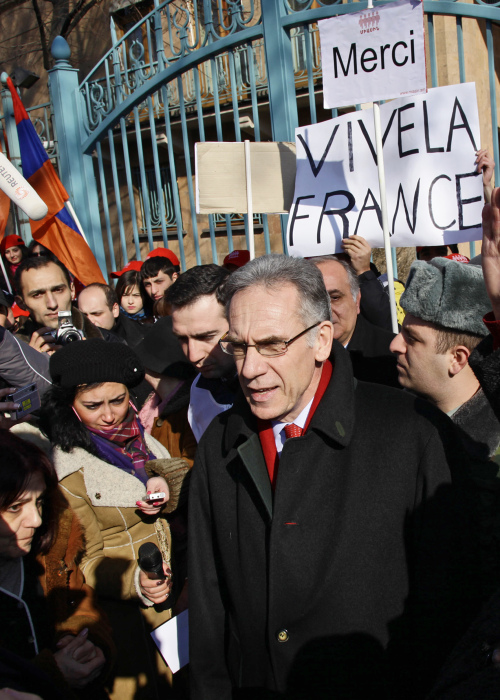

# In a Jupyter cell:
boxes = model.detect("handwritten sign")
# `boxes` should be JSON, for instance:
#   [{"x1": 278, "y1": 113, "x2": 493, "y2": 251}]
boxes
[
  {"x1": 319, "y1": 0, "x2": 426, "y2": 109},
  {"x1": 287, "y1": 83, "x2": 482, "y2": 257}
]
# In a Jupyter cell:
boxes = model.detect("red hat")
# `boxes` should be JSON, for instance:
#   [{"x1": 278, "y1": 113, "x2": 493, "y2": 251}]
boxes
[
  {"x1": 110, "y1": 260, "x2": 143, "y2": 278},
  {"x1": 444, "y1": 253, "x2": 470, "y2": 263},
  {"x1": 146, "y1": 248, "x2": 180, "y2": 267},
  {"x1": 11, "y1": 302, "x2": 29, "y2": 318},
  {"x1": 223, "y1": 249, "x2": 251, "y2": 269},
  {"x1": 0, "y1": 235, "x2": 25, "y2": 255}
]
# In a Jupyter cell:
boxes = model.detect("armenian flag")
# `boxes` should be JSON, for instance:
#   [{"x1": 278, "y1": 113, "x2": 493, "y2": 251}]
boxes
[{"x1": 6, "y1": 77, "x2": 105, "y2": 285}]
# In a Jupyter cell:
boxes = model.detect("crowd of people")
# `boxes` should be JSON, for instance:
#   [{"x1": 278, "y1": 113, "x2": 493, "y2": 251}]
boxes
[{"x1": 1, "y1": 172, "x2": 500, "y2": 699}]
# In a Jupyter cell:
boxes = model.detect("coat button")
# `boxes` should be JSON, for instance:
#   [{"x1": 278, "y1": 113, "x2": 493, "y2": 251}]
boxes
[
  {"x1": 276, "y1": 629, "x2": 289, "y2": 643},
  {"x1": 27, "y1": 636, "x2": 35, "y2": 644},
  {"x1": 156, "y1": 418, "x2": 164, "y2": 427},
  {"x1": 95, "y1": 493, "x2": 101, "y2": 499}
]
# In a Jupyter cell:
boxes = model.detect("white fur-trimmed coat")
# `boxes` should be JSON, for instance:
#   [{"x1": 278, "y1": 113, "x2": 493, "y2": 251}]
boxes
[
  {"x1": 13, "y1": 423, "x2": 181, "y2": 604},
  {"x1": 13, "y1": 423, "x2": 191, "y2": 700}
]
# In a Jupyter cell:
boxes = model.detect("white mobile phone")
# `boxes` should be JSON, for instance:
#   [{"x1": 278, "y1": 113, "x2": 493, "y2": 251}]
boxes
[{"x1": 146, "y1": 492, "x2": 166, "y2": 502}]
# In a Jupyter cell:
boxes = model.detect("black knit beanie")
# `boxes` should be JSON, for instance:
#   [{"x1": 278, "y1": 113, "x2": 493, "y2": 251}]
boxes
[{"x1": 49, "y1": 338, "x2": 145, "y2": 388}]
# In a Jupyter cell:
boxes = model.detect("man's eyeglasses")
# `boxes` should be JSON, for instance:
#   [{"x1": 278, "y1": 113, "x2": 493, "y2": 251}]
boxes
[{"x1": 219, "y1": 322, "x2": 320, "y2": 358}]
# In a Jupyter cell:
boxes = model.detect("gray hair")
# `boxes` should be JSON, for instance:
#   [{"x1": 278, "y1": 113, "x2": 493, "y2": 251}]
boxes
[
  {"x1": 223, "y1": 254, "x2": 332, "y2": 346},
  {"x1": 311, "y1": 255, "x2": 360, "y2": 303}
]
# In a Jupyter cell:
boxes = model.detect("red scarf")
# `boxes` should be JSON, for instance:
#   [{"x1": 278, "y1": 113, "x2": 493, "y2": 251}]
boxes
[
  {"x1": 87, "y1": 407, "x2": 152, "y2": 482},
  {"x1": 258, "y1": 360, "x2": 333, "y2": 490}
]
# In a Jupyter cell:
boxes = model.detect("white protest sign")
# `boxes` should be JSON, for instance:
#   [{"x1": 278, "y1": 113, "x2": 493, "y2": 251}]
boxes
[
  {"x1": 287, "y1": 83, "x2": 482, "y2": 257},
  {"x1": 319, "y1": 0, "x2": 426, "y2": 109}
]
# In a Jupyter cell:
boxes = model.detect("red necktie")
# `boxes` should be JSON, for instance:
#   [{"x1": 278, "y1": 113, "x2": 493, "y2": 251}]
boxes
[{"x1": 284, "y1": 423, "x2": 303, "y2": 440}]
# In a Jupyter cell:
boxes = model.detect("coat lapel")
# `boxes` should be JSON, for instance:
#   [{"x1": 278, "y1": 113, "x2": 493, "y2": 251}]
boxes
[
  {"x1": 224, "y1": 395, "x2": 273, "y2": 521},
  {"x1": 237, "y1": 433, "x2": 273, "y2": 521}
]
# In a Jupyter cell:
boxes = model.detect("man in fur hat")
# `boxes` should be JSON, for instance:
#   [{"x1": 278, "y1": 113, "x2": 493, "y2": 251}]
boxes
[
  {"x1": 391, "y1": 256, "x2": 500, "y2": 599},
  {"x1": 390, "y1": 257, "x2": 492, "y2": 416}
]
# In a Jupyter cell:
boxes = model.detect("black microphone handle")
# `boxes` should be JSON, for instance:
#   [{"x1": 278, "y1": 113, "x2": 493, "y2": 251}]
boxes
[{"x1": 138, "y1": 542, "x2": 166, "y2": 580}]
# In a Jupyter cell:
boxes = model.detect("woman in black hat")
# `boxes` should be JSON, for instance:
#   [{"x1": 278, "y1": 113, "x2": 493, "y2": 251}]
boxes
[{"x1": 28, "y1": 339, "x2": 189, "y2": 700}]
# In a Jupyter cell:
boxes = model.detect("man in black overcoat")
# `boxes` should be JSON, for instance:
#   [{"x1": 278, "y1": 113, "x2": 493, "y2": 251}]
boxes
[{"x1": 188, "y1": 254, "x2": 475, "y2": 700}]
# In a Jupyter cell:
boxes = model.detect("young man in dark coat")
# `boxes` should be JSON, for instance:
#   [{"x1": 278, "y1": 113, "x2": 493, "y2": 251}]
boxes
[
  {"x1": 426, "y1": 188, "x2": 500, "y2": 700},
  {"x1": 13, "y1": 257, "x2": 120, "y2": 351},
  {"x1": 188, "y1": 254, "x2": 475, "y2": 700},
  {"x1": 167, "y1": 264, "x2": 237, "y2": 442},
  {"x1": 390, "y1": 257, "x2": 500, "y2": 600}
]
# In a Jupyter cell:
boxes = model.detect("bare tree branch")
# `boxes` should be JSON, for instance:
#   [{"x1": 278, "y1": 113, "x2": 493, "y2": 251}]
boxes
[
  {"x1": 0, "y1": 0, "x2": 31, "y2": 14},
  {"x1": 31, "y1": 0, "x2": 51, "y2": 70},
  {"x1": 0, "y1": 0, "x2": 107, "y2": 74},
  {"x1": 61, "y1": 0, "x2": 104, "y2": 38}
]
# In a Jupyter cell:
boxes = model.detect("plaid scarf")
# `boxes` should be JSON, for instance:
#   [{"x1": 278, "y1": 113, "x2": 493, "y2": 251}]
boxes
[{"x1": 87, "y1": 407, "x2": 154, "y2": 484}]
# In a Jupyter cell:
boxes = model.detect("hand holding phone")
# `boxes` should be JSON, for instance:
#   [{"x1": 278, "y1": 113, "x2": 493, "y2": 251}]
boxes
[
  {"x1": 145, "y1": 492, "x2": 166, "y2": 502},
  {"x1": 136, "y1": 476, "x2": 170, "y2": 516}
]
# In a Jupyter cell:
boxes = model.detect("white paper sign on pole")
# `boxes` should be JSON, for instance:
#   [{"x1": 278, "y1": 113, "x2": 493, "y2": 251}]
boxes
[
  {"x1": 319, "y1": 0, "x2": 426, "y2": 110},
  {"x1": 195, "y1": 141, "x2": 296, "y2": 214},
  {"x1": 287, "y1": 83, "x2": 482, "y2": 258}
]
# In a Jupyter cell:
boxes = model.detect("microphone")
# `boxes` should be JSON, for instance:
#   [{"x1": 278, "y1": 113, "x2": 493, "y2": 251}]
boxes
[
  {"x1": 0, "y1": 151, "x2": 48, "y2": 220},
  {"x1": 138, "y1": 542, "x2": 166, "y2": 580}
]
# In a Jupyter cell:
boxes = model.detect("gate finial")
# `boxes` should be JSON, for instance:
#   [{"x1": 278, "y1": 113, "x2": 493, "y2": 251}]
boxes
[{"x1": 51, "y1": 36, "x2": 71, "y2": 65}]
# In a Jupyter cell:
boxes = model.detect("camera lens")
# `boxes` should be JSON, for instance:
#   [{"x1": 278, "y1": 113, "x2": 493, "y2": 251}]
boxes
[
  {"x1": 63, "y1": 332, "x2": 81, "y2": 344},
  {"x1": 59, "y1": 329, "x2": 82, "y2": 345}
]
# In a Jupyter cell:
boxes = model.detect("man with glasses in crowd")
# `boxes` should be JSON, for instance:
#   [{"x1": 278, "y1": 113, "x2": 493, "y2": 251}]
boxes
[{"x1": 188, "y1": 254, "x2": 475, "y2": 700}]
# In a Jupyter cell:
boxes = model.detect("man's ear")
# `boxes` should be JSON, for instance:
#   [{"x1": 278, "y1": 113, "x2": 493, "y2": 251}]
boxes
[
  {"x1": 172, "y1": 272, "x2": 179, "y2": 283},
  {"x1": 112, "y1": 302, "x2": 120, "y2": 319},
  {"x1": 15, "y1": 294, "x2": 28, "y2": 312},
  {"x1": 449, "y1": 345, "x2": 471, "y2": 376},
  {"x1": 314, "y1": 320, "x2": 334, "y2": 363},
  {"x1": 70, "y1": 281, "x2": 76, "y2": 301},
  {"x1": 355, "y1": 290, "x2": 361, "y2": 315}
]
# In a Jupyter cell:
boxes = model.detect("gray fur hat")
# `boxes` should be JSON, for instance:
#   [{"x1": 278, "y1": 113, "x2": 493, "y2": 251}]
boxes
[{"x1": 400, "y1": 257, "x2": 491, "y2": 337}]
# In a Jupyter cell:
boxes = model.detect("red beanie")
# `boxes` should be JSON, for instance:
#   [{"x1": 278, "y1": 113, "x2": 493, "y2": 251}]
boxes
[
  {"x1": 0, "y1": 235, "x2": 25, "y2": 255},
  {"x1": 146, "y1": 248, "x2": 180, "y2": 267}
]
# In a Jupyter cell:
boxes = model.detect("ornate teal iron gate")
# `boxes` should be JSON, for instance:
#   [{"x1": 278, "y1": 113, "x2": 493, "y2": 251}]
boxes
[{"x1": 2, "y1": 0, "x2": 500, "y2": 276}]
